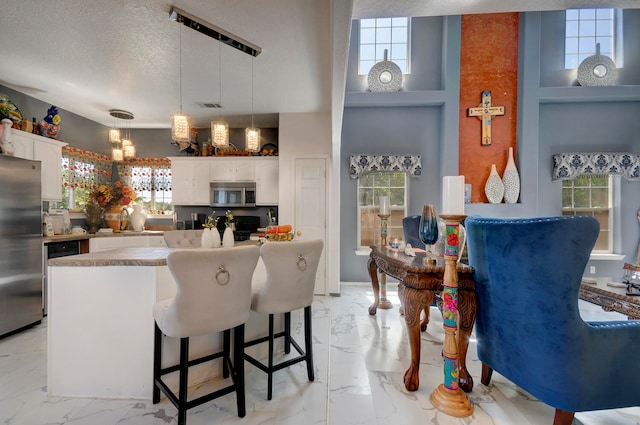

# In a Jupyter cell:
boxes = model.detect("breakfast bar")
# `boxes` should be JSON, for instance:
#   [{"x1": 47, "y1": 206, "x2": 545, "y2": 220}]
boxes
[{"x1": 47, "y1": 246, "x2": 268, "y2": 399}]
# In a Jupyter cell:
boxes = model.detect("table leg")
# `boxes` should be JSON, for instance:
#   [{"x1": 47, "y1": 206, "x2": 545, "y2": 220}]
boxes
[
  {"x1": 401, "y1": 286, "x2": 434, "y2": 391},
  {"x1": 367, "y1": 258, "x2": 380, "y2": 315},
  {"x1": 457, "y1": 287, "x2": 477, "y2": 393}
]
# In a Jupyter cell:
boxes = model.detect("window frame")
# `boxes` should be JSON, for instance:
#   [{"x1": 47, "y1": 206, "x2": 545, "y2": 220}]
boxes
[
  {"x1": 564, "y1": 8, "x2": 623, "y2": 69},
  {"x1": 358, "y1": 17, "x2": 411, "y2": 75},
  {"x1": 561, "y1": 174, "x2": 615, "y2": 253},
  {"x1": 357, "y1": 171, "x2": 408, "y2": 250}
]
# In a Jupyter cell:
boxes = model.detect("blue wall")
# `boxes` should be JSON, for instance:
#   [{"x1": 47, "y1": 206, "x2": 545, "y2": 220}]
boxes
[{"x1": 340, "y1": 11, "x2": 640, "y2": 282}]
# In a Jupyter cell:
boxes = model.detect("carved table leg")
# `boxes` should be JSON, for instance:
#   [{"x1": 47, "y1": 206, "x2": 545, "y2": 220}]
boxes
[
  {"x1": 401, "y1": 286, "x2": 434, "y2": 391},
  {"x1": 367, "y1": 257, "x2": 380, "y2": 315},
  {"x1": 456, "y1": 287, "x2": 477, "y2": 393}
]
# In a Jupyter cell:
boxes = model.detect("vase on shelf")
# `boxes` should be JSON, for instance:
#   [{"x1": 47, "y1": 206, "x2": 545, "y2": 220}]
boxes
[
  {"x1": 502, "y1": 147, "x2": 520, "y2": 204},
  {"x1": 222, "y1": 226, "x2": 234, "y2": 247},
  {"x1": 129, "y1": 204, "x2": 147, "y2": 232},
  {"x1": 104, "y1": 205, "x2": 128, "y2": 232},
  {"x1": 484, "y1": 164, "x2": 504, "y2": 204},
  {"x1": 201, "y1": 228, "x2": 213, "y2": 248},
  {"x1": 84, "y1": 203, "x2": 103, "y2": 234}
]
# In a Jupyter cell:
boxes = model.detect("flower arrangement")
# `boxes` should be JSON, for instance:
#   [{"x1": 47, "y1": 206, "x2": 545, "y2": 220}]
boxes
[
  {"x1": 225, "y1": 210, "x2": 234, "y2": 227},
  {"x1": 89, "y1": 180, "x2": 137, "y2": 209},
  {"x1": 202, "y1": 213, "x2": 219, "y2": 229}
]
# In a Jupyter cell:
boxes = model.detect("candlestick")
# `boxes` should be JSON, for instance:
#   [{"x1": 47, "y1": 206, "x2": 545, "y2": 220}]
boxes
[
  {"x1": 379, "y1": 196, "x2": 390, "y2": 215},
  {"x1": 377, "y1": 213, "x2": 392, "y2": 310},
  {"x1": 430, "y1": 214, "x2": 473, "y2": 417},
  {"x1": 442, "y1": 176, "x2": 465, "y2": 215}
]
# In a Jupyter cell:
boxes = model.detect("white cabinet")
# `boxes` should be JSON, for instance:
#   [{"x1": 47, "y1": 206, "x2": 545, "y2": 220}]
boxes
[
  {"x1": 89, "y1": 235, "x2": 167, "y2": 252},
  {"x1": 12, "y1": 130, "x2": 67, "y2": 201},
  {"x1": 255, "y1": 158, "x2": 279, "y2": 205},
  {"x1": 210, "y1": 158, "x2": 256, "y2": 182},
  {"x1": 169, "y1": 157, "x2": 211, "y2": 205}
]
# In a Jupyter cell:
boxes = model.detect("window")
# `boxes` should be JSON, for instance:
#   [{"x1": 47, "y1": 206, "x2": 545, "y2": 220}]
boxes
[
  {"x1": 358, "y1": 172, "x2": 407, "y2": 248},
  {"x1": 565, "y1": 8, "x2": 622, "y2": 69},
  {"x1": 359, "y1": 17, "x2": 410, "y2": 75},
  {"x1": 117, "y1": 159, "x2": 173, "y2": 214},
  {"x1": 54, "y1": 147, "x2": 173, "y2": 214},
  {"x1": 562, "y1": 174, "x2": 612, "y2": 252}
]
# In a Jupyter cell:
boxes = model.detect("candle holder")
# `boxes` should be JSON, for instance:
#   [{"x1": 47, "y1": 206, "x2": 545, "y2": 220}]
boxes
[
  {"x1": 377, "y1": 213, "x2": 393, "y2": 310},
  {"x1": 429, "y1": 214, "x2": 473, "y2": 417}
]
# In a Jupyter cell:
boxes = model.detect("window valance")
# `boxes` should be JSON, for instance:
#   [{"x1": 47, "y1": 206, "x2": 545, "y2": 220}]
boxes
[
  {"x1": 62, "y1": 146, "x2": 113, "y2": 189},
  {"x1": 349, "y1": 154, "x2": 421, "y2": 179},
  {"x1": 116, "y1": 158, "x2": 172, "y2": 192},
  {"x1": 552, "y1": 153, "x2": 640, "y2": 181}
]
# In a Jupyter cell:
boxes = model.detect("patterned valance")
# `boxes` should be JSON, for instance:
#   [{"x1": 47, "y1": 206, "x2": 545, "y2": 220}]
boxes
[
  {"x1": 349, "y1": 154, "x2": 421, "y2": 179},
  {"x1": 116, "y1": 157, "x2": 172, "y2": 192},
  {"x1": 62, "y1": 146, "x2": 113, "y2": 189},
  {"x1": 552, "y1": 153, "x2": 640, "y2": 181}
]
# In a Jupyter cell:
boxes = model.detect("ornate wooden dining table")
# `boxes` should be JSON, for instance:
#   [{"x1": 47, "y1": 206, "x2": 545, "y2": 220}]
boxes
[{"x1": 367, "y1": 245, "x2": 477, "y2": 393}]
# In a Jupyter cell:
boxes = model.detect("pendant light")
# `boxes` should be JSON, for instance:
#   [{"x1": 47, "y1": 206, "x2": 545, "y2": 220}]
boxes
[
  {"x1": 108, "y1": 109, "x2": 134, "y2": 161},
  {"x1": 245, "y1": 56, "x2": 260, "y2": 152},
  {"x1": 211, "y1": 36, "x2": 229, "y2": 148},
  {"x1": 171, "y1": 24, "x2": 191, "y2": 143}
]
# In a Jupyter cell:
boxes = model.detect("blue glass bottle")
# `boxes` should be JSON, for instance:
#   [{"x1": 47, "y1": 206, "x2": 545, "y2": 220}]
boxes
[{"x1": 419, "y1": 204, "x2": 438, "y2": 264}]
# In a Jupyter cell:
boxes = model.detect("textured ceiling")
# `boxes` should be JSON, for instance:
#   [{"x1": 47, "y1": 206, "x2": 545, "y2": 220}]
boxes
[{"x1": 0, "y1": 0, "x2": 637, "y2": 129}]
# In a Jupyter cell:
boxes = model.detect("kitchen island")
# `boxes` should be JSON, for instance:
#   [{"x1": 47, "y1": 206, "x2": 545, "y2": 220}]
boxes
[{"x1": 47, "y1": 246, "x2": 267, "y2": 399}]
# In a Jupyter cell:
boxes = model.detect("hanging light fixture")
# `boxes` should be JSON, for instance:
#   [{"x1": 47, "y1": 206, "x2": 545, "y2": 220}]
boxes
[
  {"x1": 211, "y1": 36, "x2": 229, "y2": 148},
  {"x1": 245, "y1": 56, "x2": 260, "y2": 152},
  {"x1": 171, "y1": 24, "x2": 191, "y2": 143},
  {"x1": 109, "y1": 109, "x2": 134, "y2": 161}
]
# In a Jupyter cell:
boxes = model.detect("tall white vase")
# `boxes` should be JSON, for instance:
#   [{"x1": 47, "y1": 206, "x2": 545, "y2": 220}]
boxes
[
  {"x1": 129, "y1": 205, "x2": 147, "y2": 231},
  {"x1": 502, "y1": 147, "x2": 520, "y2": 204},
  {"x1": 222, "y1": 226, "x2": 234, "y2": 247},
  {"x1": 484, "y1": 164, "x2": 504, "y2": 204},
  {"x1": 211, "y1": 228, "x2": 221, "y2": 248},
  {"x1": 201, "y1": 228, "x2": 213, "y2": 248}
]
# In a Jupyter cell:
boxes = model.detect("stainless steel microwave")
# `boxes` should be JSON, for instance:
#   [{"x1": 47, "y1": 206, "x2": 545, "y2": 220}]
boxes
[{"x1": 210, "y1": 182, "x2": 256, "y2": 207}]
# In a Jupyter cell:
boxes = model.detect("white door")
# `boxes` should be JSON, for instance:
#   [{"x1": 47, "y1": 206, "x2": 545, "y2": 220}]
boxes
[{"x1": 294, "y1": 158, "x2": 327, "y2": 295}]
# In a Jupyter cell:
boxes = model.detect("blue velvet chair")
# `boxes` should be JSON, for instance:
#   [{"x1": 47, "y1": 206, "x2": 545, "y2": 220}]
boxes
[
  {"x1": 402, "y1": 215, "x2": 425, "y2": 250},
  {"x1": 465, "y1": 215, "x2": 640, "y2": 425}
]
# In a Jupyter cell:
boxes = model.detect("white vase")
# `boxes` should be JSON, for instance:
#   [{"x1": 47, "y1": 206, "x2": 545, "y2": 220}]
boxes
[
  {"x1": 211, "y1": 227, "x2": 221, "y2": 248},
  {"x1": 129, "y1": 204, "x2": 147, "y2": 231},
  {"x1": 222, "y1": 226, "x2": 234, "y2": 247},
  {"x1": 1, "y1": 118, "x2": 14, "y2": 156},
  {"x1": 201, "y1": 227, "x2": 213, "y2": 248},
  {"x1": 484, "y1": 164, "x2": 504, "y2": 204},
  {"x1": 502, "y1": 147, "x2": 520, "y2": 204}
]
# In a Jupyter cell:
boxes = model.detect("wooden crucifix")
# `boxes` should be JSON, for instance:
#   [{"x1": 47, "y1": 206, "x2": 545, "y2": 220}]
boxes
[{"x1": 468, "y1": 91, "x2": 505, "y2": 146}]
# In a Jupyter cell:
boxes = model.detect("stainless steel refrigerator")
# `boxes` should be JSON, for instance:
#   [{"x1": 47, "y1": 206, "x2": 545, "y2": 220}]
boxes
[{"x1": 0, "y1": 155, "x2": 43, "y2": 338}]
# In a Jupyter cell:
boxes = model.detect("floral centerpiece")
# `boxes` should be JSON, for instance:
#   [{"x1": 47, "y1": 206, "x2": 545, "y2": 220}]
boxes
[{"x1": 89, "y1": 180, "x2": 137, "y2": 209}]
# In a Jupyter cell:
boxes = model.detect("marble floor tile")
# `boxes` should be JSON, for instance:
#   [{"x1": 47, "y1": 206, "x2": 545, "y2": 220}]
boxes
[{"x1": 1, "y1": 283, "x2": 639, "y2": 425}]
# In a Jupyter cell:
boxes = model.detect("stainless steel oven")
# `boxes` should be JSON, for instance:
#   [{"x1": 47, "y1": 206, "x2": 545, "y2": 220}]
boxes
[{"x1": 210, "y1": 182, "x2": 256, "y2": 208}]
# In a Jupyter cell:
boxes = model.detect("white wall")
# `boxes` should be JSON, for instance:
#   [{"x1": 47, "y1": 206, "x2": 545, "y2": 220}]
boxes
[{"x1": 278, "y1": 112, "x2": 338, "y2": 293}]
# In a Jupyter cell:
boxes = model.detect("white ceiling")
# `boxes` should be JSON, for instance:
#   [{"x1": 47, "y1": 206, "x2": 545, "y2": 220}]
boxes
[{"x1": 0, "y1": 0, "x2": 638, "y2": 130}]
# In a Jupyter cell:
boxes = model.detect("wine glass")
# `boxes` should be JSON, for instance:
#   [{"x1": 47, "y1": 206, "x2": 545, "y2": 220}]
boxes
[{"x1": 419, "y1": 204, "x2": 438, "y2": 265}]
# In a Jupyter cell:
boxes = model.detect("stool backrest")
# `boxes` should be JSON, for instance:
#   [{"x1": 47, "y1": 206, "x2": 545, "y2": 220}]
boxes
[
  {"x1": 162, "y1": 245, "x2": 260, "y2": 337},
  {"x1": 164, "y1": 229, "x2": 203, "y2": 248},
  {"x1": 253, "y1": 239, "x2": 324, "y2": 314}
]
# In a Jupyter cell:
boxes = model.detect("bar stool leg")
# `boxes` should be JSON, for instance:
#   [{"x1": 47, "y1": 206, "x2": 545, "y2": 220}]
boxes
[
  {"x1": 153, "y1": 323, "x2": 162, "y2": 403},
  {"x1": 234, "y1": 324, "x2": 246, "y2": 417},
  {"x1": 178, "y1": 337, "x2": 189, "y2": 425},
  {"x1": 284, "y1": 312, "x2": 291, "y2": 354},
  {"x1": 268, "y1": 314, "x2": 275, "y2": 400},
  {"x1": 304, "y1": 306, "x2": 314, "y2": 381},
  {"x1": 223, "y1": 329, "x2": 230, "y2": 379}
]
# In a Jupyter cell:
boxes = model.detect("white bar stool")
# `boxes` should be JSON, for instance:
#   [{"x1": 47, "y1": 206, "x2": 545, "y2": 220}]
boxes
[
  {"x1": 152, "y1": 246, "x2": 260, "y2": 425},
  {"x1": 244, "y1": 239, "x2": 324, "y2": 400}
]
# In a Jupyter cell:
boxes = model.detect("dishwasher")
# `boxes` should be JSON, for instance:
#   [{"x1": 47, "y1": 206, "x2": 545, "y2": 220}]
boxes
[{"x1": 43, "y1": 240, "x2": 81, "y2": 316}]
